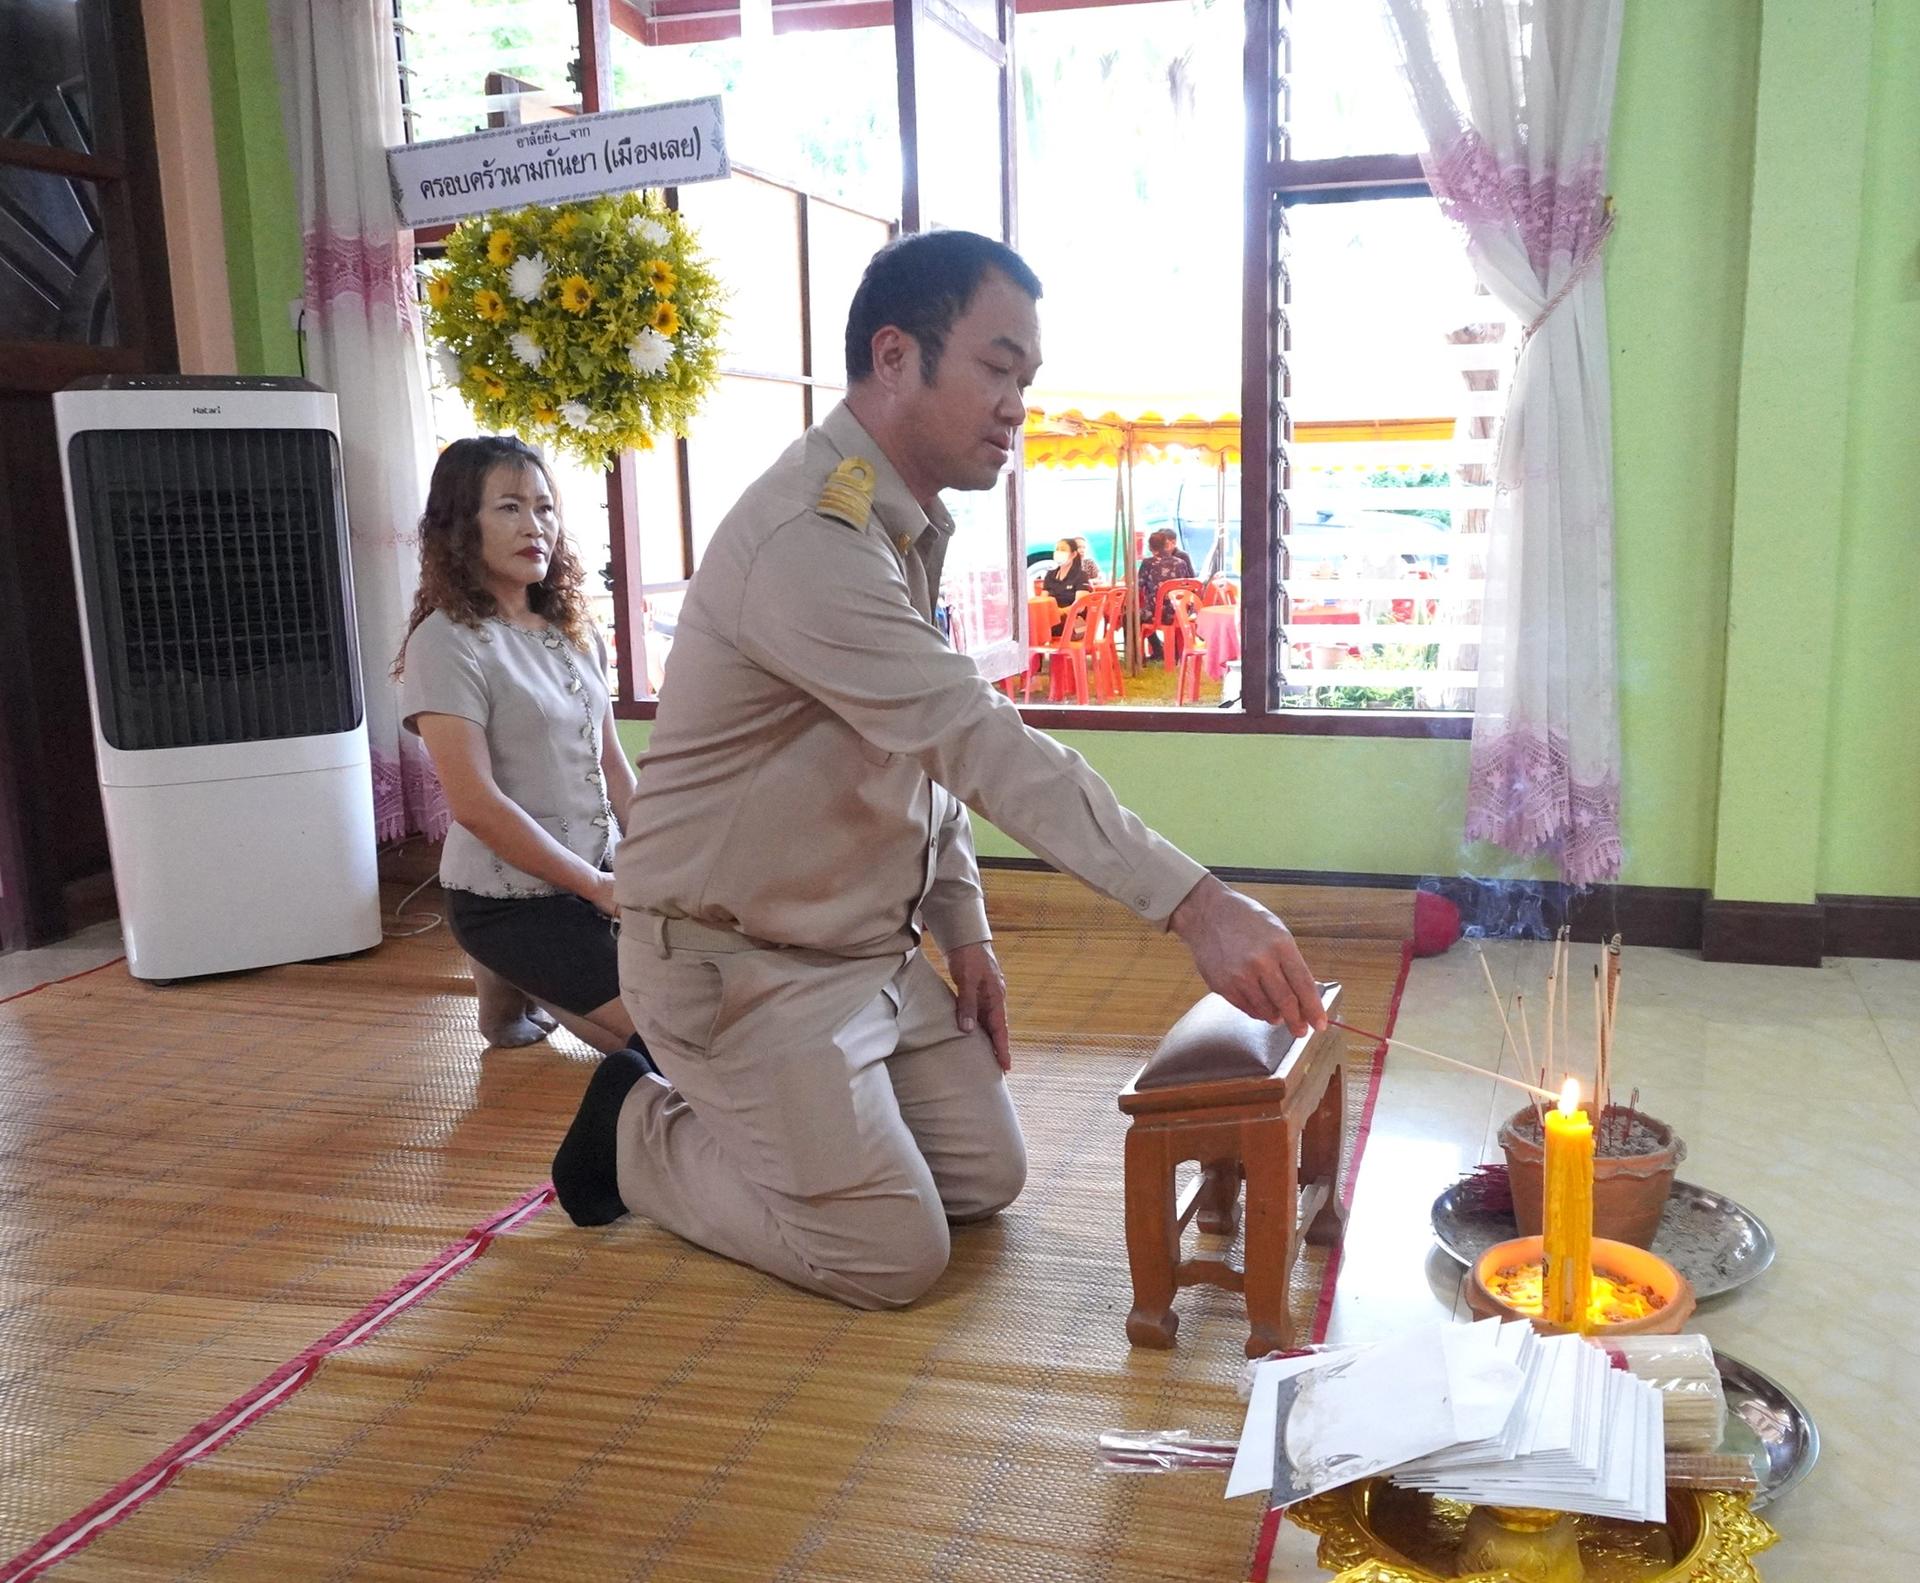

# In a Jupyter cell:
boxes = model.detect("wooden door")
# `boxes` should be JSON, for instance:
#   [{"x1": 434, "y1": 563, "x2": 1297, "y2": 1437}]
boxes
[{"x1": 0, "y1": 0, "x2": 176, "y2": 948}]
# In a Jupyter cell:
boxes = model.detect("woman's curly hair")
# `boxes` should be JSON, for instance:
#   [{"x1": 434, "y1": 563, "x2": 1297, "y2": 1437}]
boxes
[{"x1": 393, "y1": 435, "x2": 595, "y2": 676}]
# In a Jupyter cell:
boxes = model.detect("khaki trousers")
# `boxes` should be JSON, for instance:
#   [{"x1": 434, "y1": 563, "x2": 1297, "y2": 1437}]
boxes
[{"x1": 614, "y1": 913, "x2": 1027, "y2": 1309}]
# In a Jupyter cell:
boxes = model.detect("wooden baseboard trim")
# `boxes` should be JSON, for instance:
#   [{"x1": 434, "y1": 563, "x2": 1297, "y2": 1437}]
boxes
[
  {"x1": 1701, "y1": 900, "x2": 1825, "y2": 967},
  {"x1": 978, "y1": 859, "x2": 1918, "y2": 964},
  {"x1": 1819, "y1": 893, "x2": 1920, "y2": 961},
  {"x1": 975, "y1": 857, "x2": 1708, "y2": 949}
]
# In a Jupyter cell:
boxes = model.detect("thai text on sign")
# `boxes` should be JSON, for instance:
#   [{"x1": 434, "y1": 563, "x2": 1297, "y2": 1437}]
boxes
[{"x1": 387, "y1": 96, "x2": 729, "y2": 228}]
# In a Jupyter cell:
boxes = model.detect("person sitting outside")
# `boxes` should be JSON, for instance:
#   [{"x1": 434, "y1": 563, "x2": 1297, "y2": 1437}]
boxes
[
  {"x1": 1040, "y1": 538, "x2": 1097, "y2": 634},
  {"x1": 1139, "y1": 529, "x2": 1197, "y2": 659}
]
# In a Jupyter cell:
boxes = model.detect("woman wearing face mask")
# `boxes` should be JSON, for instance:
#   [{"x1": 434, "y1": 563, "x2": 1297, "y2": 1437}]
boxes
[
  {"x1": 394, "y1": 435, "x2": 643, "y2": 1058},
  {"x1": 1039, "y1": 537, "x2": 1097, "y2": 636}
]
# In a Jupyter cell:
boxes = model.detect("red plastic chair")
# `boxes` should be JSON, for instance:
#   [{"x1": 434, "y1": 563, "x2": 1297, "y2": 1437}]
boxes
[
  {"x1": 1205, "y1": 579, "x2": 1240, "y2": 606},
  {"x1": 1093, "y1": 585, "x2": 1128, "y2": 701},
  {"x1": 1023, "y1": 592, "x2": 1099, "y2": 704},
  {"x1": 1177, "y1": 636, "x2": 1209, "y2": 705},
  {"x1": 1142, "y1": 578, "x2": 1203, "y2": 670},
  {"x1": 1163, "y1": 586, "x2": 1204, "y2": 670}
]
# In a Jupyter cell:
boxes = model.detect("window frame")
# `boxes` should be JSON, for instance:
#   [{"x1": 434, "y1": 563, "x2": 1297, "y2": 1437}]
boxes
[
  {"x1": 618, "y1": 0, "x2": 1469, "y2": 735},
  {"x1": 622, "y1": 169, "x2": 899, "y2": 695},
  {"x1": 408, "y1": 0, "x2": 1470, "y2": 736}
]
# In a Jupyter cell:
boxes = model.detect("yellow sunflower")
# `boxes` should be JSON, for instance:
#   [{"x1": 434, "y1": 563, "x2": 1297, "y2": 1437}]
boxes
[
  {"x1": 531, "y1": 400, "x2": 559, "y2": 426},
  {"x1": 426, "y1": 274, "x2": 452, "y2": 309},
  {"x1": 548, "y1": 211, "x2": 580, "y2": 240},
  {"x1": 645, "y1": 259, "x2": 678, "y2": 297},
  {"x1": 473, "y1": 288, "x2": 507, "y2": 323},
  {"x1": 486, "y1": 228, "x2": 516, "y2": 266},
  {"x1": 559, "y1": 275, "x2": 596, "y2": 315},
  {"x1": 471, "y1": 368, "x2": 507, "y2": 400},
  {"x1": 649, "y1": 300, "x2": 681, "y2": 336}
]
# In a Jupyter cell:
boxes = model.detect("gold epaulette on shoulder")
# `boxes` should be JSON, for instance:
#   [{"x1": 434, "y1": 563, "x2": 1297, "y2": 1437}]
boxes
[{"x1": 817, "y1": 457, "x2": 878, "y2": 529}]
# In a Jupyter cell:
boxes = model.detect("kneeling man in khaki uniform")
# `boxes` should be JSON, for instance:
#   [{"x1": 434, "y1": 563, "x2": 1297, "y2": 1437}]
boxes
[{"x1": 552, "y1": 230, "x2": 1326, "y2": 1309}]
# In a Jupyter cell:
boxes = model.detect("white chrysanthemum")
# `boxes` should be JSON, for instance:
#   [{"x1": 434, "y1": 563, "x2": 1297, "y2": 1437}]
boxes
[
  {"x1": 626, "y1": 327, "x2": 673, "y2": 378},
  {"x1": 433, "y1": 347, "x2": 462, "y2": 388},
  {"x1": 629, "y1": 215, "x2": 669, "y2": 247},
  {"x1": 508, "y1": 331, "x2": 544, "y2": 369},
  {"x1": 506, "y1": 251, "x2": 550, "y2": 303},
  {"x1": 560, "y1": 401, "x2": 592, "y2": 428}
]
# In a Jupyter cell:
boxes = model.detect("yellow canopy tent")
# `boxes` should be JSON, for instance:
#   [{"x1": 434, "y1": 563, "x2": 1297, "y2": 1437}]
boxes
[
  {"x1": 1020, "y1": 400, "x2": 1458, "y2": 677},
  {"x1": 1021, "y1": 398, "x2": 1242, "y2": 675}
]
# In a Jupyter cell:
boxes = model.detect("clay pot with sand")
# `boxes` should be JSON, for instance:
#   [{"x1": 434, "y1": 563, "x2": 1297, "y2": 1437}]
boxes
[
  {"x1": 1498, "y1": 1105, "x2": 1685, "y2": 1250},
  {"x1": 1466, "y1": 1234, "x2": 1696, "y2": 1337}
]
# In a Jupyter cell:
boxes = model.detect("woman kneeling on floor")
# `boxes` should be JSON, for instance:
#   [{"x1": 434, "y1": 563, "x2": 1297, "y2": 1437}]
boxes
[{"x1": 394, "y1": 435, "x2": 644, "y2": 1059}]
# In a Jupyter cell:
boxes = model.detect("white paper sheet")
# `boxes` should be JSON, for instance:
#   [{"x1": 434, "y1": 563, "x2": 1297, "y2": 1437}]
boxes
[{"x1": 1224, "y1": 1353, "x2": 1346, "y2": 1499}]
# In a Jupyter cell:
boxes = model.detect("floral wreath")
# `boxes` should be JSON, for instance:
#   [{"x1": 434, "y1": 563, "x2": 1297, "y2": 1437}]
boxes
[{"x1": 424, "y1": 191, "x2": 725, "y2": 469}]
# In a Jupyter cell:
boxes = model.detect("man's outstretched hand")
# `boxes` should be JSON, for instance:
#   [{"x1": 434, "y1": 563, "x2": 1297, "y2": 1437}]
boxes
[
  {"x1": 947, "y1": 941, "x2": 1012, "y2": 1071},
  {"x1": 1169, "y1": 875, "x2": 1327, "y2": 1037}
]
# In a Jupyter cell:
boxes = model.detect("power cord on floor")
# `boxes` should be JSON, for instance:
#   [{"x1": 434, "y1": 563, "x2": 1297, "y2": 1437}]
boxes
[{"x1": 379, "y1": 837, "x2": 445, "y2": 938}]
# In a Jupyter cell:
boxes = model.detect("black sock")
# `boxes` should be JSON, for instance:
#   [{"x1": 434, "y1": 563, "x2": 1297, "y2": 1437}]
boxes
[
  {"x1": 623, "y1": 1032, "x2": 659, "y2": 1076},
  {"x1": 551, "y1": 1043, "x2": 653, "y2": 1226}
]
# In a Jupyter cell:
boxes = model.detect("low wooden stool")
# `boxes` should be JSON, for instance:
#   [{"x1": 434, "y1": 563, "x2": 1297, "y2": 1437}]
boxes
[{"x1": 1118, "y1": 985, "x2": 1347, "y2": 1358}]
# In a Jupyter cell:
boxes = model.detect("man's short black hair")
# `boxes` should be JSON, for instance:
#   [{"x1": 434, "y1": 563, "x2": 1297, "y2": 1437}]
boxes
[{"x1": 844, "y1": 230, "x2": 1043, "y2": 385}]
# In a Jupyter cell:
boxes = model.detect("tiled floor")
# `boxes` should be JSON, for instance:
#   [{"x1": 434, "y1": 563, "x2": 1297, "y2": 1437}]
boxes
[
  {"x1": 2, "y1": 926, "x2": 1908, "y2": 1580},
  {"x1": 1278, "y1": 938, "x2": 1920, "y2": 1581}
]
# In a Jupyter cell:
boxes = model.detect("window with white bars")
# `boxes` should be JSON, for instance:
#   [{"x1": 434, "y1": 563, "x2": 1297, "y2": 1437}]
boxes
[
  {"x1": 1278, "y1": 194, "x2": 1512, "y2": 711},
  {"x1": 1268, "y1": 0, "x2": 1509, "y2": 716}
]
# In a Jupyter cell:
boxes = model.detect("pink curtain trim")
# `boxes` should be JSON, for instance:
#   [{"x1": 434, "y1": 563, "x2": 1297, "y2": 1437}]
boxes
[
  {"x1": 1425, "y1": 130, "x2": 1611, "y2": 276},
  {"x1": 371, "y1": 745, "x2": 449, "y2": 845},
  {"x1": 1465, "y1": 724, "x2": 1623, "y2": 885},
  {"x1": 305, "y1": 225, "x2": 417, "y2": 332}
]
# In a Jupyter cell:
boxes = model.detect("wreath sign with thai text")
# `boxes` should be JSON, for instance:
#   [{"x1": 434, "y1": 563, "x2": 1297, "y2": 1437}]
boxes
[{"x1": 387, "y1": 96, "x2": 729, "y2": 229}]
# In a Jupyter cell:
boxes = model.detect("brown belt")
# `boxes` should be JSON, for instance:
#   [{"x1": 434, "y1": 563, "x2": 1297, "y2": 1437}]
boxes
[{"x1": 631, "y1": 909, "x2": 784, "y2": 959}]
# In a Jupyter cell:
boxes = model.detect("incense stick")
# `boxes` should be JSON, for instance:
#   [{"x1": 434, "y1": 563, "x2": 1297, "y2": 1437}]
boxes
[
  {"x1": 1328, "y1": 1018, "x2": 1558, "y2": 1100},
  {"x1": 1604, "y1": 935, "x2": 1623, "y2": 1127},
  {"x1": 1476, "y1": 951, "x2": 1533, "y2": 1123},
  {"x1": 1543, "y1": 939, "x2": 1559, "y2": 1077},
  {"x1": 1477, "y1": 951, "x2": 1522, "y2": 1057},
  {"x1": 1515, "y1": 993, "x2": 1544, "y2": 1128},
  {"x1": 1592, "y1": 964, "x2": 1605, "y2": 1127},
  {"x1": 1558, "y1": 927, "x2": 1571, "y2": 1084}
]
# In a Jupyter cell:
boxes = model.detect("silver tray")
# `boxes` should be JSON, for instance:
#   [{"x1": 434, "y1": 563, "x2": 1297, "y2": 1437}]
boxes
[
  {"x1": 1715, "y1": 1349, "x2": 1818, "y2": 1508},
  {"x1": 1430, "y1": 1177, "x2": 1776, "y2": 1299}
]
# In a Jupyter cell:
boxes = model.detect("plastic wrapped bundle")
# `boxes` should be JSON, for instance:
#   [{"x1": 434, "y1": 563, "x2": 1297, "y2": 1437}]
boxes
[{"x1": 1603, "y1": 1333, "x2": 1727, "y2": 1451}]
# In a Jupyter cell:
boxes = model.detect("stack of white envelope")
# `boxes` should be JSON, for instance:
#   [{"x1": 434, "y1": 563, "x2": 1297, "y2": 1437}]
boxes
[{"x1": 1227, "y1": 1318, "x2": 1667, "y2": 1525}]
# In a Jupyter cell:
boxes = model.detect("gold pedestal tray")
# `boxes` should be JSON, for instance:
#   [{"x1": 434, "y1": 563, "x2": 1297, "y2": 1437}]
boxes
[{"x1": 1289, "y1": 1479, "x2": 1779, "y2": 1583}]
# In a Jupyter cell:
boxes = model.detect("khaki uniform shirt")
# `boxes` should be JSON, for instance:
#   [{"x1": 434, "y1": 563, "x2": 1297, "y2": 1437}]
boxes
[{"x1": 617, "y1": 402, "x2": 1206, "y2": 958}]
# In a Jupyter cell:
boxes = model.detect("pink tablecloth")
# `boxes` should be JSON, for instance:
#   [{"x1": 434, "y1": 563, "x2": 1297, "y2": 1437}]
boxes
[{"x1": 1194, "y1": 605, "x2": 1241, "y2": 680}]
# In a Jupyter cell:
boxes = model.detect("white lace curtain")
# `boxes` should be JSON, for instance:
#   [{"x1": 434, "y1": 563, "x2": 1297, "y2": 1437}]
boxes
[
  {"x1": 1382, "y1": 0, "x2": 1626, "y2": 884},
  {"x1": 271, "y1": 0, "x2": 447, "y2": 842}
]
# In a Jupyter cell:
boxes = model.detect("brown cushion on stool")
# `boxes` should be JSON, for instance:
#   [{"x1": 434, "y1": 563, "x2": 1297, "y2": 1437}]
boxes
[{"x1": 1135, "y1": 982, "x2": 1340, "y2": 1089}]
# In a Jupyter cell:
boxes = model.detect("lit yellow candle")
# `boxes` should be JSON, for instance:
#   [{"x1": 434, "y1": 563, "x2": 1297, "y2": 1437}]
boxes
[{"x1": 1541, "y1": 1078, "x2": 1594, "y2": 1331}]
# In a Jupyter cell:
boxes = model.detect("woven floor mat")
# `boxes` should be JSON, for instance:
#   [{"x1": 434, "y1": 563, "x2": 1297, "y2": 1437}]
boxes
[
  {"x1": 2, "y1": 874, "x2": 1412, "y2": 1580},
  {"x1": 0, "y1": 897, "x2": 606, "y2": 1557}
]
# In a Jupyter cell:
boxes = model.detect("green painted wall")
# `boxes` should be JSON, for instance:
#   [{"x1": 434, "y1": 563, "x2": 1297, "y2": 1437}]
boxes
[
  {"x1": 1605, "y1": 0, "x2": 1758, "y2": 893},
  {"x1": 202, "y1": 0, "x2": 302, "y2": 376},
  {"x1": 1713, "y1": 0, "x2": 1874, "y2": 904},
  {"x1": 616, "y1": 720, "x2": 1476, "y2": 873},
  {"x1": 1818, "y1": 0, "x2": 1920, "y2": 898}
]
